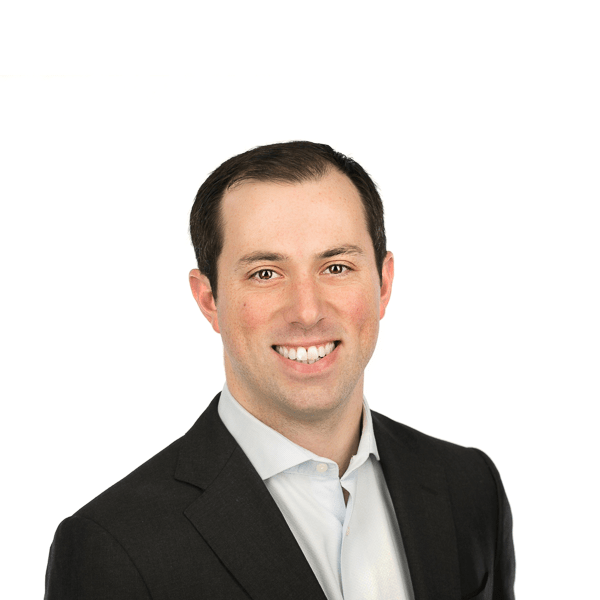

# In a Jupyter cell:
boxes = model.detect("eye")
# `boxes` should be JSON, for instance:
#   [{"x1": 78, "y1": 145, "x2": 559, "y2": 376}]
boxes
[
  {"x1": 251, "y1": 269, "x2": 281, "y2": 281},
  {"x1": 324, "y1": 264, "x2": 349, "y2": 275}
]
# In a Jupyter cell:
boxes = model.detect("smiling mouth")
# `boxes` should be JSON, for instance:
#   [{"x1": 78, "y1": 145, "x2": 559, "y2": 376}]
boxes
[{"x1": 272, "y1": 341, "x2": 340, "y2": 364}]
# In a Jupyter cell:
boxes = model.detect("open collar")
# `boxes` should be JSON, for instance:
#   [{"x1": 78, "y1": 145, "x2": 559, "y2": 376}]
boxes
[{"x1": 218, "y1": 383, "x2": 380, "y2": 481}]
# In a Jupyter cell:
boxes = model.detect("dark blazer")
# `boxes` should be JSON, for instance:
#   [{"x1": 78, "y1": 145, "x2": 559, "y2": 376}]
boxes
[{"x1": 45, "y1": 393, "x2": 515, "y2": 600}]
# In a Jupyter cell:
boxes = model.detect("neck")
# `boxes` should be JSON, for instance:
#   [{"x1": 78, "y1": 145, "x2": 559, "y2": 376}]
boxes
[
  {"x1": 276, "y1": 401, "x2": 363, "y2": 477},
  {"x1": 226, "y1": 380, "x2": 364, "y2": 477}
]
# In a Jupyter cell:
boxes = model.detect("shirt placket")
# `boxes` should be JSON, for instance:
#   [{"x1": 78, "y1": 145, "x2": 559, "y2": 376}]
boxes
[{"x1": 339, "y1": 468, "x2": 360, "y2": 597}]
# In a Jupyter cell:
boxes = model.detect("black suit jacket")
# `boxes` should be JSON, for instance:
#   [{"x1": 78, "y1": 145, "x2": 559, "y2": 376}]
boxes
[{"x1": 45, "y1": 393, "x2": 515, "y2": 600}]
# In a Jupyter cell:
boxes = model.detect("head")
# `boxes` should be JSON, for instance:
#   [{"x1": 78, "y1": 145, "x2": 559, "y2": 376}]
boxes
[
  {"x1": 188, "y1": 141, "x2": 393, "y2": 428},
  {"x1": 189, "y1": 141, "x2": 387, "y2": 302}
]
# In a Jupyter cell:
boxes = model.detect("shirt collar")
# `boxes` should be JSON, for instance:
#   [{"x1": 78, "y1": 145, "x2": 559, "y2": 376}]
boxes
[{"x1": 217, "y1": 383, "x2": 380, "y2": 481}]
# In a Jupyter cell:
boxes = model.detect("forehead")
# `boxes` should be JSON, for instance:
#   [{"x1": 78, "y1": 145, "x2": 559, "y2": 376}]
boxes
[{"x1": 219, "y1": 170, "x2": 371, "y2": 259}]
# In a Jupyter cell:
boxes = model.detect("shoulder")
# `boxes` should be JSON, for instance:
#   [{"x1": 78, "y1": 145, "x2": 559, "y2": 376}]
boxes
[
  {"x1": 46, "y1": 439, "x2": 192, "y2": 599},
  {"x1": 371, "y1": 410, "x2": 516, "y2": 590},
  {"x1": 45, "y1": 393, "x2": 246, "y2": 597},
  {"x1": 75, "y1": 438, "x2": 197, "y2": 530},
  {"x1": 372, "y1": 409, "x2": 497, "y2": 470},
  {"x1": 73, "y1": 392, "x2": 228, "y2": 529},
  {"x1": 46, "y1": 514, "x2": 152, "y2": 599},
  {"x1": 371, "y1": 410, "x2": 507, "y2": 510}
]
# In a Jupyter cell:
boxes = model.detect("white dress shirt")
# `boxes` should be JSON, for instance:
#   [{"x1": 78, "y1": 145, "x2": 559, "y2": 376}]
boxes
[{"x1": 218, "y1": 384, "x2": 414, "y2": 600}]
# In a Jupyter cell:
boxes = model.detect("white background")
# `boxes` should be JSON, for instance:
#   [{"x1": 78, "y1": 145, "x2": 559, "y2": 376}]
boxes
[{"x1": 1, "y1": 2, "x2": 598, "y2": 598}]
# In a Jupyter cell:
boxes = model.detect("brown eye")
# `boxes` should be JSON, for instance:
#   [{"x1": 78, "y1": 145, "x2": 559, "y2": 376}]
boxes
[
  {"x1": 326, "y1": 264, "x2": 348, "y2": 275},
  {"x1": 253, "y1": 269, "x2": 280, "y2": 280}
]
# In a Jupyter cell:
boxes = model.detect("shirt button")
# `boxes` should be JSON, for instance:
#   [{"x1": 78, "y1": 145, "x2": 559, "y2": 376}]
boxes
[
  {"x1": 316, "y1": 463, "x2": 328, "y2": 473},
  {"x1": 346, "y1": 527, "x2": 350, "y2": 536}
]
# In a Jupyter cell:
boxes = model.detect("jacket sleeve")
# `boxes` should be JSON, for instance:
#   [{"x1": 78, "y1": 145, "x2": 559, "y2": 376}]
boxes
[
  {"x1": 45, "y1": 515, "x2": 151, "y2": 600},
  {"x1": 473, "y1": 449, "x2": 516, "y2": 600}
]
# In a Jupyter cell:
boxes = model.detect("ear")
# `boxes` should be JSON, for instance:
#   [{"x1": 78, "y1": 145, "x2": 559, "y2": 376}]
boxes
[
  {"x1": 379, "y1": 251, "x2": 394, "y2": 320},
  {"x1": 189, "y1": 269, "x2": 220, "y2": 333}
]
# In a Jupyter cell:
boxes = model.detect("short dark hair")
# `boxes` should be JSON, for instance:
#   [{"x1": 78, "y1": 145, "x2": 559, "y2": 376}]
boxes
[{"x1": 189, "y1": 141, "x2": 387, "y2": 300}]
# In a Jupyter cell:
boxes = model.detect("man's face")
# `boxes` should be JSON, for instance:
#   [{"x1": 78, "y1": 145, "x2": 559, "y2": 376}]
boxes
[{"x1": 192, "y1": 169, "x2": 393, "y2": 424}]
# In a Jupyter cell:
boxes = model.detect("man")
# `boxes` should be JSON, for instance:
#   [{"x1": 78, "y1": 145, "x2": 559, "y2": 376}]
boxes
[{"x1": 45, "y1": 141, "x2": 515, "y2": 600}]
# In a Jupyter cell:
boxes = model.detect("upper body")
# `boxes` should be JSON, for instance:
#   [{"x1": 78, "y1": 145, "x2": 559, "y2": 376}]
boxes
[
  {"x1": 46, "y1": 390, "x2": 513, "y2": 600},
  {"x1": 45, "y1": 141, "x2": 515, "y2": 599}
]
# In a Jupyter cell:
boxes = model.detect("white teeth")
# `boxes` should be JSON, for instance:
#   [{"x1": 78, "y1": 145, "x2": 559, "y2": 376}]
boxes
[{"x1": 274, "y1": 342, "x2": 337, "y2": 364}]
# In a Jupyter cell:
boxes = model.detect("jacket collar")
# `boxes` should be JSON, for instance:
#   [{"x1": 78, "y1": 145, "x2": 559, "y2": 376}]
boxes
[
  {"x1": 373, "y1": 410, "x2": 461, "y2": 600},
  {"x1": 175, "y1": 393, "x2": 328, "y2": 600}
]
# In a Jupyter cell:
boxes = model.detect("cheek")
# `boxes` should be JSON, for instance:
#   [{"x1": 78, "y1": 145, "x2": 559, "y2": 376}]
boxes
[
  {"x1": 240, "y1": 297, "x2": 273, "y2": 329},
  {"x1": 220, "y1": 294, "x2": 273, "y2": 342},
  {"x1": 341, "y1": 290, "x2": 381, "y2": 337},
  {"x1": 344, "y1": 284, "x2": 380, "y2": 320}
]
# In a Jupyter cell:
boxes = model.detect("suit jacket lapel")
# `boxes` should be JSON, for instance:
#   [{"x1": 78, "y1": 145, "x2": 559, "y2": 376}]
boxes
[
  {"x1": 175, "y1": 394, "x2": 327, "y2": 600},
  {"x1": 373, "y1": 412, "x2": 461, "y2": 600}
]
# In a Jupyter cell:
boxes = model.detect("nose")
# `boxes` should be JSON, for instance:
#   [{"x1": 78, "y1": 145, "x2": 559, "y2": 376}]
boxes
[{"x1": 283, "y1": 276, "x2": 325, "y2": 330}]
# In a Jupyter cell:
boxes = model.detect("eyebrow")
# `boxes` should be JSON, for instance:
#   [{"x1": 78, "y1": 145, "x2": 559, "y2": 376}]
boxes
[
  {"x1": 317, "y1": 245, "x2": 365, "y2": 260},
  {"x1": 236, "y1": 245, "x2": 365, "y2": 268},
  {"x1": 236, "y1": 251, "x2": 288, "y2": 267}
]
